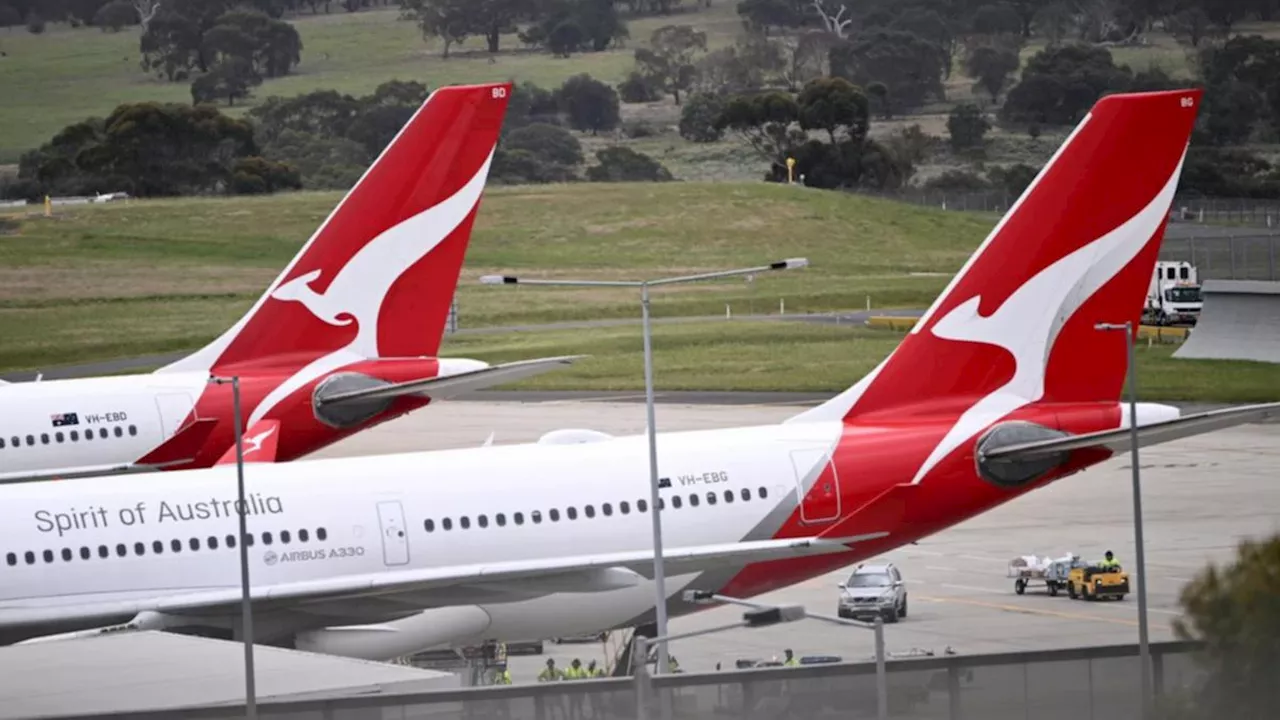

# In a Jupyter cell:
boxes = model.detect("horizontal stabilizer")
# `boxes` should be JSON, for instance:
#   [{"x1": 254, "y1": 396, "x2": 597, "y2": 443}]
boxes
[
  {"x1": 819, "y1": 485, "x2": 915, "y2": 541},
  {"x1": 135, "y1": 418, "x2": 218, "y2": 467},
  {"x1": 316, "y1": 355, "x2": 583, "y2": 406},
  {"x1": 980, "y1": 402, "x2": 1280, "y2": 463},
  {"x1": 215, "y1": 419, "x2": 282, "y2": 465}
]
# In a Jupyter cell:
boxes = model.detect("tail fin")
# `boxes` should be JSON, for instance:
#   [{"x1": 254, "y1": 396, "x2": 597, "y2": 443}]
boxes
[
  {"x1": 790, "y1": 89, "x2": 1202, "y2": 425},
  {"x1": 158, "y1": 82, "x2": 512, "y2": 375}
]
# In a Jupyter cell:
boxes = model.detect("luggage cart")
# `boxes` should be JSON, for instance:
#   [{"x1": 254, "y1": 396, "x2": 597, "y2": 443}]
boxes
[{"x1": 1008, "y1": 554, "x2": 1081, "y2": 596}]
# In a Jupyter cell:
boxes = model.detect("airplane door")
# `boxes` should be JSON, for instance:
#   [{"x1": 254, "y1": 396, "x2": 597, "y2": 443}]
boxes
[
  {"x1": 154, "y1": 393, "x2": 194, "y2": 436},
  {"x1": 377, "y1": 501, "x2": 410, "y2": 566},
  {"x1": 789, "y1": 448, "x2": 841, "y2": 525}
]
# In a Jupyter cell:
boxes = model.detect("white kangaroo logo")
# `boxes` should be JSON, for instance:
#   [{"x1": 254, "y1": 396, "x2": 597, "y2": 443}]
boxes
[
  {"x1": 908, "y1": 150, "x2": 1186, "y2": 485},
  {"x1": 243, "y1": 425, "x2": 277, "y2": 455},
  {"x1": 268, "y1": 148, "x2": 495, "y2": 358}
]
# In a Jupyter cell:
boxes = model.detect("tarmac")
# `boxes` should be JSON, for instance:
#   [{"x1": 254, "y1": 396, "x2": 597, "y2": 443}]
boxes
[
  {"x1": 308, "y1": 397, "x2": 1280, "y2": 682},
  {"x1": 1174, "y1": 279, "x2": 1280, "y2": 363}
]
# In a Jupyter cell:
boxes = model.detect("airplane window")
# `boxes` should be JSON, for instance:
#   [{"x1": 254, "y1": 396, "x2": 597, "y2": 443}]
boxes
[
  {"x1": 706, "y1": 492, "x2": 717, "y2": 505},
  {"x1": 43, "y1": 550, "x2": 54, "y2": 563},
  {"x1": 514, "y1": 512, "x2": 524, "y2": 525},
  {"x1": 99, "y1": 428, "x2": 107, "y2": 439},
  {"x1": 567, "y1": 507, "x2": 578, "y2": 520},
  {"x1": 116, "y1": 544, "x2": 126, "y2": 557},
  {"x1": 79, "y1": 547, "x2": 90, "y2": 560},
  {"x1": 171, "y1": 539, "x2": 182, "y2": 553},
  {"x1": 532, "y1": 510, "x2": 543, "y2": 524},
  {"x1": 602, "y1": 503, "x2": 613, "y2": 517},
  {"x1": 5, "y1": 553, "x2": 14, "y2": 566},
  {"x1": 583, "y1": 505, "x2": 595, "y2": 519},
  {"x1": 24, "y1": 551, "x2": 35, "y2": 565},
  {"x1": 128, "y1": 425, "x2": 137, "y2": 436},
  {"x1": 70, "y1": 430, "x2": 79, "y2": 441},
  {"x1": 637, "y1": 499, "x2": 648, "y2": 512},
  {"x1": 84, "y1": 431, "x2": 93, "y2": 442},
  {"x1": 55, "y1": 432, "x2": 64, "y2": 443},
  {"x1": 152, "y1": 540, "x2": 164, "y2": 554},
  {"x1": 245, "y1": 535, "x2": 255, "y2": 547},
  {"x1": 262, "y1": 532, "x2": 274, "y2": 546},
  {"x1": 424, "y1": 519, "x2": 435, "y2": 532},
  {"x1": 298, "y1": 529, "x2": 309, "y2": 543},
  {"x1": 208, "y1": 536, "x2": 219, "y2": 550},
  {"x1": 61, "y1": 548, "x2": 72, "y2": 562},
  {"x1": 0, "y1": 438, "x2": 5, "y2": 448},
  {"x1": 759, "y1": 487, "x2": 768, "y2": 499},
  {"x1": 40, "y1": 433, "x2": 49, "y2": 445},
  {"x1": 189, "y1": 538, "x2": 200, "y2": 551},
  {"x1": 741, "y1": 488, "x2": 750, "y2": 501},
  {"x1": 134, "y1": 542, "x2": 145, "y2": 555},
  {"x1": 549, "y1": 509, "x2": 560, "y2": 522},
  {"x1": 25, "y1": 435, "x2": 34, "y2": 445},
  {"x1": 620, "y1": 501, "x2": 630, "y2": 514},
  {"x1": 460, "y1": 517, "x2": 471, "y2": 530},
  {"x1": 226, "y1": 534, "x2": 237, "y2": 548},
  {"x1": 317, "y1": 528, "x2": 328, "y2": 541},
  {"x1": 98, "y1": 545, "x2": 108, "y2": 559},
  {"x1": 723, "y1": 490, "x2": 733, "y2": 503},
  {"x1": 9, "y1": 436, "x2": 16, "y2": 446},
  {"x1": 688, "y1": 494, "x2": 700, "y2": 507},
  {"x1": 113, "y1": 427, "x2": 122, "y2": 438},
  {"x1": 497, "y1": 513, "x2": 508, "y2": 526},
  {"x1": 280, "y1": 530, "x2": 291, "y2": 544},
  {"x1": 668, "y1": 496, "x2": 679, "y2": 509},
  {"x1": 478, "y1": 515, "x2": 489, "y2": 528},
  {"x1": 442, "y1": 518, "x2": 453, "y2": 531}
]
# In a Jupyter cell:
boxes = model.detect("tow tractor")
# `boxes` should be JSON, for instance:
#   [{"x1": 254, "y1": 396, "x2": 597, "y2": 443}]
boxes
[{"x1": 1066, "y1": 564, "x2": 1130, "y2": 601}]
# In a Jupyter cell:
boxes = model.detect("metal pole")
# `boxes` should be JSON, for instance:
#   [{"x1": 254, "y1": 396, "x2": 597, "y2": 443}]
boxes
[
  {"x1": 641, "y1": 282, "x2": 670, "y2": 677},
  {"x1": 633, "y1": 636, "x2": 650, "y2": 720},
  {"x1": 874, "y1": 617, "x2": 887, "y2": 720},
  {"x1": 1126, "y1": 322, "x2": 1152, "y2": 718},
  {"x1": 229, "y1": 377, "x2": 257, "y2": 720}
]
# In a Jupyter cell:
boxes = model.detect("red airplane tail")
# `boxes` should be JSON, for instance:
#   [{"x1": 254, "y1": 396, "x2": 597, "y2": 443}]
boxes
[
  {"x1": 790, "y1": 89, "x2": 1202, "y2": 426},
  {"x1": 156, "y1": 82, "x2": 512, "y2": 376}
]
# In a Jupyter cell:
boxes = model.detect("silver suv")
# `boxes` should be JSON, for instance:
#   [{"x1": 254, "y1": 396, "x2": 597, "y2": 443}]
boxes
[{"x1": 836, "y1": 563, "x2": 907, "y2": 623}]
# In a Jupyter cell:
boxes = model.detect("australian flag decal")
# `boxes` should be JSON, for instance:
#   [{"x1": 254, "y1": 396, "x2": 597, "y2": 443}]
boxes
[{"x1": 50, "y1": 412, "x2": 79, "y2": 427}]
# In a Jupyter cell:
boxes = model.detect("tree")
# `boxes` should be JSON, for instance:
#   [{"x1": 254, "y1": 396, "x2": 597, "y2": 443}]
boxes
[
  {"x1": 231, "y1": 156, "x2": 303, "y2": 194},
  {"x1": 1032, "y1": 1, "x2": 1074, "y2": 46},
  {"x1": 1170, "y1": 534, "x2": 1280, "y2": 718},
  {"x1": 556, "y1": 74, "x2": 620, "y2": 134},
  {"x1": 679, "y1": 92, "x2": 726, "y2": 142},
  {"x1": 504, "y1": 123, "x2": 584, "y2": 167},
  {"x1": 714, "y1": 90, "x2": 805, "y2": 173},
  {"x1": 829, "y1": 30, "x2": 948, "y2": 115},
  {"x1": 191, "y1": 57, "x2": 261, "y2": 106},
  {"x1": 634, "y1": 25, "x2": 707, "y2": 105},
  {"x1": 964, "y1": 45, "x2": 1020, "y2": 101},
  {"x1": 585, "y1": 146, "x2": 674, "y2": 182},
  {"x1": 94, "y1": 0, "x2": 138, "y2": 30},
  {"x1": 988, "y1": 163, "x2": 1037, "y2": 198},
  {"x1": 521, "y1": 0, "x2": 628, "y2": 56},
  {"x1": 796, "y1": 75, "x2": 869, "y2": 143},
  {"x1": 736, "y1": 0, "x2": 805, "y2": 36},
  {"x1": 947, "y1": 102, "x2": 991, "y2": 149},
  {"x1": 0, "y1": 4, "x2": 20, "y2": 27},
  {"x1": 810, "y1": 0, "x2": 852, "y2": 38},
  {"x1": 400, "y1": 0, "x2": 471, "y2": 58},
  {"x1": 618, "y1": 71, "x2": 662, "y2": 103},
  {"x1": 1000, "y1": 44, "x2": 1133, "y2": 126}
]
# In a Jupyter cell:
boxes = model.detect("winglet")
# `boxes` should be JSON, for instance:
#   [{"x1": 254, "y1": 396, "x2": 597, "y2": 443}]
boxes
[
  {"x1": 216, "y1": 419, "x2": 282, "y2": 465},
  {"x1": 135, "y1": 418, "x2": 218, "y2": 468}
]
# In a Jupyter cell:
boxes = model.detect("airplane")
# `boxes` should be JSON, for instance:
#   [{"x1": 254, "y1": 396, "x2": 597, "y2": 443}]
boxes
[
  {"x1": 4, "y1": 88, "x2": 1279, "y2": 661},
  {"x1": 0, "y1": 81, "x2": 577, "y2": 485}
]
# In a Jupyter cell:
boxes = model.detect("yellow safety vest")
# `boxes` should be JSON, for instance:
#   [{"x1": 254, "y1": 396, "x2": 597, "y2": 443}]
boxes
[
  {"x1": 496, "y1": 670, "x2": 512, "y2": 685},
  {"x1": 538, "y1": 668, "x2": 560, "y2": 682},
  {"x1": 565, "y1": 666, "x2": 586, "y2": 679},
  {"x1": 784, "y1": 658, "x2": 799, "y2": 667}
]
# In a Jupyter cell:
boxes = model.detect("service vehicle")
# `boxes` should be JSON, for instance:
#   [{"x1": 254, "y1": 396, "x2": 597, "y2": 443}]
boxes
[
  {"x1": 836, "y1": 563, "x2": 908, "y2": 623},
  {"x1": 1144, "y1": 261, "x2": 1202, "y2": 326}
]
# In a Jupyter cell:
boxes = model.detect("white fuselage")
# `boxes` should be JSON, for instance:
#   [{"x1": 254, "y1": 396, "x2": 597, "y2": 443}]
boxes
[
  {"x1": 0, "y1": 373, "x2": 207, "y2": 477},
  {"x1": 0, "y1": 420, "x2": 845, "y2": 650}
]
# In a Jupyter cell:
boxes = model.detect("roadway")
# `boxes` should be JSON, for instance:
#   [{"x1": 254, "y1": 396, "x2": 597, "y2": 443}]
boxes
[{"x1": 307, "y1": 398, "x2": 1280, "y2": 682}]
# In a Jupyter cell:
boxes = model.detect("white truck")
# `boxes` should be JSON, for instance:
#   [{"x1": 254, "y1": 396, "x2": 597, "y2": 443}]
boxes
[{"x1": 1144, "y1": 261, "x2": 1202, "y2": 326}]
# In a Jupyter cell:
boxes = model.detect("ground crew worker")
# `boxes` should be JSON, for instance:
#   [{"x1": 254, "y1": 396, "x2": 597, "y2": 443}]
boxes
[
  {"x1": 667, "y1": 655, "x2": 681, "y2": 673},
  {"x1": 494, "y1": 665, "x2": 512, "y2": 684},
  {"x1": 538, "y1": 658, "x2": 562, "y2": 682},
  {"x1": 783, "y1": 649, "x2": 799, "y2": 667},
  {"x1": 587, "y1": 660, "x2": 606, "y2": 678},
  {"x1": 1100, "y1": 550, "x2": 1120, "y2": 569},
  {"x1": 565, "y1": 658, "x2": 587, "y2": 679}
]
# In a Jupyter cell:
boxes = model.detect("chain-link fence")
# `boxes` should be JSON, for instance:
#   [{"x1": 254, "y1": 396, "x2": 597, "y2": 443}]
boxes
[
  {"x1": 1158, "y1": 233, "x2": 1280, "y2": 281},
  {"x1": 69, "y1": 640, "x2": 1203, "y2": 720}
]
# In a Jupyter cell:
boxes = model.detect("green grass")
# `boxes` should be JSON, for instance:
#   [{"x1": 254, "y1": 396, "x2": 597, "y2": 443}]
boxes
[
  {"x1": 0, "y1": 3, "x2": 746, "y2": 163},
  {"x1": 0, "y1": 181, "x2": 995, "y2": 372},
  {"x1": 438, "y1": 320, "x2": 1280, "y2": 402}
]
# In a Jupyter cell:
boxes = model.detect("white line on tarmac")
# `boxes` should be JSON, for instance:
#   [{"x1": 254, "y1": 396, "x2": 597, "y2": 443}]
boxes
[{"x1": 924, "y1": 566, "x2": 954, "y2": 572}]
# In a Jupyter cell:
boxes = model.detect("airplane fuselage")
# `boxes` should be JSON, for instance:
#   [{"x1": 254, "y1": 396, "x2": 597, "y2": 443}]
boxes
[{"x1": 0, "y1": 401, "x2": 1135, "y2": 653}]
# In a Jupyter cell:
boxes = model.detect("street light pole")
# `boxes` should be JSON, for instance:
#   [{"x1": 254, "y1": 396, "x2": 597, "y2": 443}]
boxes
[
  {"x1": 1096, "y1": 320, "x2": 1151, "y2": 717},
  {"x1": 208, "y1": 375, "x2": 257, "y2": 720},
  {"x1": 480, "y1": 259, "x2": 809, "y2": 677}
]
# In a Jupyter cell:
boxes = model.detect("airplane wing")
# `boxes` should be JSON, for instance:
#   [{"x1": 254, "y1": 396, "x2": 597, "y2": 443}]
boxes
[
  {"x1": 980, "y1": 402, "x2": 1280, "y2": 463},
  {"x1": 0, "y1": 531, "x2": 888, "y2": 630},
  {"x1": 215, "y1": 420, "x2": 281, "y2": 465},
  {"x1": 0, "y1": 418, "x2": 219, "y2": 485},
  {"x1": 316, "y1": 356, "x2": 583, "y2": 407}
]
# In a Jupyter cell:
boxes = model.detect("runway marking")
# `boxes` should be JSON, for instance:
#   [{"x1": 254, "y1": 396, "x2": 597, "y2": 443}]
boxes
[
  {"x1": 907, "y1": 550, "x2": 946, "y2": 557},
  {"x1": 924, "y1": 565, "x2": 954, "y2": 572},
  {"x1": 958, "y1": 554, "x2": 1005, "y2": 562},
  {"x1": 934, "y1": 584, "x2": 1185, "y2": 617},
  {"x1": 917, "y1": 595, "x2": 1170, "y2": 629}
]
